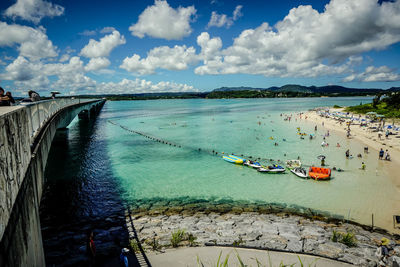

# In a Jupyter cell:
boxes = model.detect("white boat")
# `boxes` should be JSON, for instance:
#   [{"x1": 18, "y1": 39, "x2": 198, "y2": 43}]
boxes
[
  {"x1": 244, "y1": 161, "x2": 262, "y2": 169},
  {"x1": 286, "y1": 160, "x2": 301, "y2": 169},
  {"x1": 290, "y1": 167, "x2": 308, "y2": 178},
  {"x1": 258, "y1": 165, "x2": 285, "y2": 174}
]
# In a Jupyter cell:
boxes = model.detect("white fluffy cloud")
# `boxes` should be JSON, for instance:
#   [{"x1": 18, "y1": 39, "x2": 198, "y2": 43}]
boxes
[
  {"x1": 120, "y1": 45, "x2": 198, "y2": 75},
  {"x1": 343, "y1": 66, "x2": 400, "y2": 82},
  {"x1": 100, "y1": 27, "x2": 116, "y2": 34},
  {"x1": 129, "y1": 0, "x2": 196, "y2": 40},
  {"x1": 85, "y1": 57, "x2": 111, "y2": 71},
  {"x1": 0, "y1": 21, "x2": 57, "y2": 60},
  {"x1": 80, "y1": 30, "x2": 126, "y2": 58},
  {"x1": 4, "y1": 0, "x2": 64, "y2": 24},
  {"x1": 1, "y1": 55, "x2": 197, "y2": 94},
  {"x1": 197, "y1": 0, "x2": 400, "y2": 78},
  {"x1": 207, "y1": 5, "x2": 242, "y2": 28},
  {"x1": 96, "y1": 78, "x2": 196, "y2": 94}
]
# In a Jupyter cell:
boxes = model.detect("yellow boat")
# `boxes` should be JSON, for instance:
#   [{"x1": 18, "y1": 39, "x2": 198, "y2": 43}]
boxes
[{"x1": 222, "y1": 155, "x2": 245, "y2": 164}]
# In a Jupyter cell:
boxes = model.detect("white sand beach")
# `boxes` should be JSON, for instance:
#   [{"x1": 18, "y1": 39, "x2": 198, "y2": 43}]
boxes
[{"x1": 304, "y1": 108, "x2": 400, "y2": 190}]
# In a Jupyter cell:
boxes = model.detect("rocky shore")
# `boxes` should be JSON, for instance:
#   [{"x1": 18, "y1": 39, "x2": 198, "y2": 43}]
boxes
[
  {"x1": 129, "y1": 211, "x2": 400, "y2": 266},
  {"x1": 41, "y1": 199, "x2": 400, "y2": 266}
]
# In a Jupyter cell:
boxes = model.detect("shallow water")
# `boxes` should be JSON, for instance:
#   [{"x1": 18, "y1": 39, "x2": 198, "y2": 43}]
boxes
[{"x1": 41, "y1": 97, "x2": 400, "y2": 238}]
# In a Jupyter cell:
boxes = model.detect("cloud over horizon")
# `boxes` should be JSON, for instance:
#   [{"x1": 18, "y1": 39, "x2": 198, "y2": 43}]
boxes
[
  {"x1": 129, "y1": 0, "x2": 196, "y2": 40},
  {"x1": 4, "y1": 0, "x2": 64, "y2": 24}
]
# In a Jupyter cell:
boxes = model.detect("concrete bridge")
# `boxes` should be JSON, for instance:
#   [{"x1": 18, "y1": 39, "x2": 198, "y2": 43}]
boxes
[{"x1": 0, "y1": 98, "x2": 105, "y2": 266}]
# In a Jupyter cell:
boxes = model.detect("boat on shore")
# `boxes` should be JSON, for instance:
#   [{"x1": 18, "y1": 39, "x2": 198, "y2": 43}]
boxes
[
  {"x1": 223, "y1": 155, "x2": 246, "y2": 164},
  {"x1": 258, "y1": 165, "x2": 285, "y2": 174},
  {"x1": 290, "y1": 167, "x2": 308, "y2": 178},
  {"x1": 308, "y1": 166, "x2": 331, "y2": 180}
]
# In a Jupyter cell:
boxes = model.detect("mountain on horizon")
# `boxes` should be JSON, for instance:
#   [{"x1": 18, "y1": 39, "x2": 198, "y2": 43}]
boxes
[{"x1": 213, "y1": 84, "x2": 399, "y2": 93}]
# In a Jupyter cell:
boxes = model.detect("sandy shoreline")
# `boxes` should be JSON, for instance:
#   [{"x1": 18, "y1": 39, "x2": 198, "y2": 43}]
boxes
[{"x1": 303, "y1": 108, "x2": 400, "y2": 190}]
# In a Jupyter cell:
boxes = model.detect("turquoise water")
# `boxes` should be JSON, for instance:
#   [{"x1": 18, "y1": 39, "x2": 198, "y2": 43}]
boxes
[{"x1": 101, "y1": 97, "x2": 399, "y2": 230}]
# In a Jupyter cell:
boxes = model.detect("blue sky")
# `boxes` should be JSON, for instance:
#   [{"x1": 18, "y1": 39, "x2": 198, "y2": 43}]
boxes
[{"x1": 0, "y1": 0, "x2": 399, "y2": 96}]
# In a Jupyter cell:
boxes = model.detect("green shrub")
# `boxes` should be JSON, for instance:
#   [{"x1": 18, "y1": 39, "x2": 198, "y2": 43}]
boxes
[
  {"x1": 187, "y1": 233, "x2": 197, "y2": 247},
  {"x1": 129, "y1": 239, "x2": 141, "y2": 253},
  {"x1": 331, "y1": 230, "x2": 340, "y2": 242},
  {"x1": 232, "y1": 237, "x2": 245, "y2": 247},
  {"x1": 171, "y1": 229, "x2": 186, "y2": 247},
  {"x1": 340, "y1": 232, "x2": 357, "y2": 247},
  {"x1": 331, "y1": 231, "x2": 357, "y2": 247},
  {"x1": 333, "y1": 105, "x2": 342, "y2": 108}
]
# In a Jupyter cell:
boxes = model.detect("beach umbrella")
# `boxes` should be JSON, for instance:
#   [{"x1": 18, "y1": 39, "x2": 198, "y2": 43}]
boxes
[
  {"x1": 376, "y1": 114, "x2": 385, "y2": 117},
  {"x1": 387, "y1": 125, "x2": 393, "y2": 129},
  {"x1": 317, "y1": 155, "x2": 326, "y2": 160}
]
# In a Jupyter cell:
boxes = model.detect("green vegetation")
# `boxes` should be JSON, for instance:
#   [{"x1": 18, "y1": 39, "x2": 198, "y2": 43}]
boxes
[
  {"x1": 129, "y1": 239, "x2": 141, "y2": 253},
  {"x1": 171, "y1": 229, "x2": 186, "y2": 247},
  {"x1": 331, "y1": 231, "x2": 357, "y2": 247},
  {"x1": 146, "y1": 237, "x2": 162, "y2": 251},
  {"x1": 187, "y1": 233, "x2": 198, "y2": 247},
  {"x1": 196, "y1": 250, "x2": 318, "y2": 267},
  {"x1": 333, "y1": 105, "x2": 342, "y2": 109},
  {"x1": 74, "y1": 84, "x2": 399, "y2": 101},
  {"x1": 345, "y1": 92, "x2": 400, "y2": 118},
  {"x1": 232, "y1": 237, "x2": 245, "y2": 247},
  {"x1": 331, "y1": 230, "x2": 340, "y2": 242}
]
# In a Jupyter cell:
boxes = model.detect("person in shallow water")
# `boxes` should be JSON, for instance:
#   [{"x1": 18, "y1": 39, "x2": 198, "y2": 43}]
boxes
[{"x1": 379, "y1": 148, "x2": 384, "y2": 160}]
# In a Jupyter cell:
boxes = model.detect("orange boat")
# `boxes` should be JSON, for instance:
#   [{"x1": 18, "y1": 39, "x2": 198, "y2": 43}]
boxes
[{"x1": 308, "y1": 166, "x2": 331, "y2": 180}]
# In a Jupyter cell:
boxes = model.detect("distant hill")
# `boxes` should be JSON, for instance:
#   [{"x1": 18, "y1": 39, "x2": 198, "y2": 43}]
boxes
[
  {"x1": 73, "y1": 84, "x2": 398, "y2": 100},
  {"x1": 213, "y1": 84, "x2": 385, "y2": 94}
]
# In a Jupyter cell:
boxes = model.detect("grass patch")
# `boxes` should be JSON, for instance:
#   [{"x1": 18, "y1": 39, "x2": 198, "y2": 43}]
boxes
[
  {"x1": 232, "y1": 237, "x2": 245, "y2": 247},
  {"x1": 333, "y1": 105, "x2": 342, "y2": 109},
  {"x1": 171, "y1": 229, "x2": 186, "y2": 247},
  {"x1": 188, "y1": 233, "x2": 198, "y2": 247},
  {"x1": 331, "y1": 231, "x2": 357, "y2": 247},
  {"x1": 129, "y1": 239, "x2": 142, "y2": 253}
]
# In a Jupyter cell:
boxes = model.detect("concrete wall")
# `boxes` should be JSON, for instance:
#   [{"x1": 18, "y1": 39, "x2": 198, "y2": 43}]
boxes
[{"x1": 0, "y1": 100, "x2": 104, "y2": 267}]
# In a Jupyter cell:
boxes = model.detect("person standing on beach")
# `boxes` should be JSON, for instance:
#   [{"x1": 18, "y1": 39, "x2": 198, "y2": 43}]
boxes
[
  {"x1": 345, "y1": 149, "x2": 350, "y2": 158},
  {"x1": 379, "y1": 148, "x2": 384, "y2": 160}
]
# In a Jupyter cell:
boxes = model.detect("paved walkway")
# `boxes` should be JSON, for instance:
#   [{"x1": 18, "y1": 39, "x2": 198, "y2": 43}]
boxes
[{"x1": 147, "y1": 246, "x2": 353, "y2": 266}]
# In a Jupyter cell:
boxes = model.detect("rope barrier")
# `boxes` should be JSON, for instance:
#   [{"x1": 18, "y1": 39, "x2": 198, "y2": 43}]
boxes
[{"x1": 107, "y1": 120, "x2": 290, "y2": 165}]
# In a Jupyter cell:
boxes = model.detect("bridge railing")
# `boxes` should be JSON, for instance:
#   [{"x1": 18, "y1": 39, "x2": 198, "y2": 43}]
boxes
[{"x1": 20, "y1": 98, "x2": 95, "y2": 142}]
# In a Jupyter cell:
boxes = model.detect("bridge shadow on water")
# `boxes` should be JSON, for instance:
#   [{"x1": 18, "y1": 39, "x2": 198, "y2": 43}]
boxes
[{"x1": 39, "y1": 115, "x2": 150, "y2": 266}]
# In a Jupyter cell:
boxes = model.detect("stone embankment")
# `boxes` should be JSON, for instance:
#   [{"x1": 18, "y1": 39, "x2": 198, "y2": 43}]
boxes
[{"x1": 129, "y1": 212, "x2": 400, "y2": 266}]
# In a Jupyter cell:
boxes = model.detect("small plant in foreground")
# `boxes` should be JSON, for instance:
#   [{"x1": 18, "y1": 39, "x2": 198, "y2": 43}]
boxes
[
  {"x1": 331, "y1": 230, "x2": 340, "y2": 242},
  {"x1": 340, "y1": 232, "x2": 357, "y2": 247},
  {"x1": 188, "y1": 233, "x2": 198, "y2": 247},
  {"x1": 129, "y1": 239, "x2": 141, "y2": 253},
  {"x1": 232, "y1": 237, "x2": 245, "y2": 247},
  {"x1": 171, "y1": 229, "x2": 186, "y2": 247},
  {"x1": 147, "y1": 237, "x2": 162, "y2": 251},
  {"x1": 331, "y1": 231, "x2": 357, "y2": 247}
]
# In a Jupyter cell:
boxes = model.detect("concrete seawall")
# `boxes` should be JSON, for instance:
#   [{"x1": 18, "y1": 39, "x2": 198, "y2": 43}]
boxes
[{"x1": 0, "y1": 100, "x2": 104, "y2": 266}]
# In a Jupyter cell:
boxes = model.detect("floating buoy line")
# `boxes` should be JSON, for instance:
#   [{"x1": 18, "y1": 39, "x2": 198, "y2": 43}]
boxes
[{"x1": 107, "y1": 120, "x2": 300, "y2": 165}]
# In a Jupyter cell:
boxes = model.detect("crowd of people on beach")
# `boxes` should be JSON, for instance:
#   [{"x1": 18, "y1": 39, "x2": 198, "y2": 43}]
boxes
[{"x1": 316, "y1": 108, "x2": 396, "y2": 166}]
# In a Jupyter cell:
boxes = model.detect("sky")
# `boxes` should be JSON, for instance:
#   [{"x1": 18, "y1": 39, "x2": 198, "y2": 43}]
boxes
[{"x1": 0, "y1": 0, "x2": 400, "y2": 96}]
